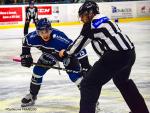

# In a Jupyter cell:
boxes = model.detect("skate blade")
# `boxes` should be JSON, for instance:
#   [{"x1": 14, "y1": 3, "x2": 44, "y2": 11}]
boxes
[{"x1": 21, "y1": 102, "x2": 35, "y2": 107}]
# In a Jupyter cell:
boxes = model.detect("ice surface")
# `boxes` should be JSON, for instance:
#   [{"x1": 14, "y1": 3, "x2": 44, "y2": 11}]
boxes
[{"x1": 0, "y1": 21, "x2": 150, "y2": 113}]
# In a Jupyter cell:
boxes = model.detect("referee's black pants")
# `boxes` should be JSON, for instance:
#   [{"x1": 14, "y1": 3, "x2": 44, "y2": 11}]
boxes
[
  {"x1": 79, "y1": 49, "x2": 149, "y2": 113},
  {"x1": 24, "y1": 18, "x2": 38, "y2": 36}
]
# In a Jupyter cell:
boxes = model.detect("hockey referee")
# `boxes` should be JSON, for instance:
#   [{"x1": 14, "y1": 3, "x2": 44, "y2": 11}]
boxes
[
  {"x1": 24, "y1": 0, "x2": 38, "y2": 36},
  {"x1": 59, "y1": 1, "x2": 149, "y2": 113}
]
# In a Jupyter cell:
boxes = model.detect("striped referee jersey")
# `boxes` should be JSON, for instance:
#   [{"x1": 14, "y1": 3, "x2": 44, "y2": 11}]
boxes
[{"x1": 67, "y1": 15, "x2": 134, "y2": 57}]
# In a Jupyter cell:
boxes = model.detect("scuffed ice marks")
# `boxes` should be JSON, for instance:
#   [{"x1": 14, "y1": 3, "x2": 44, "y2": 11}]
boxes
[{"x1": 0, "y1": 21, "x2": 150, "y2": 113}]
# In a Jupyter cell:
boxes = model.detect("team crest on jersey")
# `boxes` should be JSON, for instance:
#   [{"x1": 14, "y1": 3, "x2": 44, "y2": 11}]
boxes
[{"x1": 92, "y1": 16, "x2": 109, "y2": 28}]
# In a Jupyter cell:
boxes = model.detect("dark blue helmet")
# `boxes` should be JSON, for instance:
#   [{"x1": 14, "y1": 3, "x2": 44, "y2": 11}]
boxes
[
  {"x1": 36, "y1": 18, "x2": 51, "y2": 31},
  {"x1": 78, "y1": 1, "x2": 99, "y2": 17}
]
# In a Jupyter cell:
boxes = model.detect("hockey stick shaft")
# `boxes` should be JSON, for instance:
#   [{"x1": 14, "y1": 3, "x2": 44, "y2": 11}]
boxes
[{"x1": 12, "y1": 57, "x2": 80, "y2": 73}]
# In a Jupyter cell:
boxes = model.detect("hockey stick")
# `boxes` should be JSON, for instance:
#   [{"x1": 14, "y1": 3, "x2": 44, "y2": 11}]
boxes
[
  {"x1": 12, "y1": 57, "x2": 80, "y2": 73},
  {"x1": 56, "y1": 61, "x2": 61, "y2": 75}
]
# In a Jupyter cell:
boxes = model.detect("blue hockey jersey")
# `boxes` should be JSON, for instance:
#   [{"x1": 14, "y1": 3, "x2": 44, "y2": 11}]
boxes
[{"x1": 23, "y1": 28, "x2": 87, "y2": 61}]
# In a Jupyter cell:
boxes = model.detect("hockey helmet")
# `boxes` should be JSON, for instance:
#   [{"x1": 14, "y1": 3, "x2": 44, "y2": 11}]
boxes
[
  {"x1": 78, "y1": 1, "x2": 99, "y2": 17},
  {"x1": 36, "y1": 18, "x2": 52, "y2": 31}
]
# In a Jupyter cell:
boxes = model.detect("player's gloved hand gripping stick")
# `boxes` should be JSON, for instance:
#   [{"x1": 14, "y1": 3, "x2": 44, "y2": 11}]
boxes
[{"x1": 12, "y1": 57, "x2": 80, "y2": 73}]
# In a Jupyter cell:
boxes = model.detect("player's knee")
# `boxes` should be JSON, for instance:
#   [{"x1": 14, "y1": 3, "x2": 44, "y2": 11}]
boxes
[
  {"x1": 31, "y1": 73, "x2": 43, "y2": 85},
  {"x1": 32, "y1": 66, "x2": 46, "y2": 85},
  {"x1": 33, "y1": 66, "x2": 48, "y2": 76},
  {"x1": 68, "y1": 73, "x2": 81, "y2": 82}
]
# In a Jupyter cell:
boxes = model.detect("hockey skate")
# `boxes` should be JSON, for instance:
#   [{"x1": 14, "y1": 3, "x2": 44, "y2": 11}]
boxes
[{"x1": 21, "y1": 93, "x2": 37, "y2": 107}]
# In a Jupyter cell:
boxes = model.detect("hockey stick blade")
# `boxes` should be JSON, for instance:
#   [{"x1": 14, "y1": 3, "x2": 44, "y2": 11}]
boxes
[{"x1": 12, "y1": 57, "x2": 80, "y2": 73}]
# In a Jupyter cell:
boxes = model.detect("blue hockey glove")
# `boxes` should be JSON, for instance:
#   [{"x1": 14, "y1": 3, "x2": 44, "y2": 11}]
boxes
[
  {"x1": 39, "y1": 47, "x2": 62, "y2": 61},
  {"x1": 63, "y1": 55, "x2": 80, "y2": 70},
  {"x1": 78, "y1": 56, "x2": 92, "y2": 77},
  {"x1": 38, "y1": 53, "x2": 57, "y2": 66},
  {"x1": 20, "y1": 54, "x2": 33, "y2": 67},
  {"x1": 80, "y1": 68, "x2": 90, "y2": 78}
]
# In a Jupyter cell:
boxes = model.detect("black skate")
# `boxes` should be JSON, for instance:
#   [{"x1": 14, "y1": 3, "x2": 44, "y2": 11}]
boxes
[{"x1": 21, "y1": 93, "x2": 37, "y2": 107}]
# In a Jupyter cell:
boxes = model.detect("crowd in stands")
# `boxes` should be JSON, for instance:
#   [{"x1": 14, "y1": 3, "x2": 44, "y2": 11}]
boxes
[{"x1": 0, "y1": 0, "x2": 145, "y2": 5}]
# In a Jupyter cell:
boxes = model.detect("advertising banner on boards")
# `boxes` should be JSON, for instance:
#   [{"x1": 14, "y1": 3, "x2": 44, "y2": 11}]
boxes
[
  {"x1": 137, "y1": 1, "x2": 150, "y2": 17},
  {"x1": 110, "y1": 3, "x2": 134, "y2": 19},
  {"x1": 0, "y1": 7, "x2": 22, "y2": 25},
  {"x1": 37, "y1": 5, "x2": 59, "y2": 22}
]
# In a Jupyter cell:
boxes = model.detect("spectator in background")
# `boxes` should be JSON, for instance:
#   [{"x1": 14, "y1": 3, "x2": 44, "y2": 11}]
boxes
[
  {"x1": 0, "y1": 0, "x2": 4, "y2": 4},
  {"x1": 5, "y1": 0, "x2": 14, "y2": 4},
  {"x1": 14, "y1": 0, "x2": 17, "y2": 4},
  {"x1": 4, "y1": 0, "x2": 26, "y2": 4}
]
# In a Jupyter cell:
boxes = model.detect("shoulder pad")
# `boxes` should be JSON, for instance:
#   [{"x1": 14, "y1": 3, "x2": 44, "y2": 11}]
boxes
[
  {"x1": 91, "y1": 16, "x2": 109, "y2": 29},
  {"x1": 27, "y1": 31, "x2": 37, "y2": 38}
]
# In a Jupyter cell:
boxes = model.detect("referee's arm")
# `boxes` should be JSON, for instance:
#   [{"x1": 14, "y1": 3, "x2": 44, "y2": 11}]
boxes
[
  {"x1": 59, "y1": 23, "x2": 92, "y2": 57},
  {"x1": 68, "y1": 23, "x2": 93, "y2": 55}
]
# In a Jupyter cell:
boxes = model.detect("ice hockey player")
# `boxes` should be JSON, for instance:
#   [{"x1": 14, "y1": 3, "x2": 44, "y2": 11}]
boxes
[
  {"x1": 59, "y1": 1, "x2": 149, "y2": 113},
  {"x1": 24, "y1": 0, "x2": 38, "y2": 36},
  {"x1": 20, "y1": 18, "x2": 91, "y2": 107}
]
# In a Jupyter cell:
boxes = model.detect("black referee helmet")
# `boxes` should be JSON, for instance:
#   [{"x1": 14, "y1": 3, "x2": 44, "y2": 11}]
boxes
[{"x1": 78, "y1": 1, "x2": 99, "y2": 17}]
